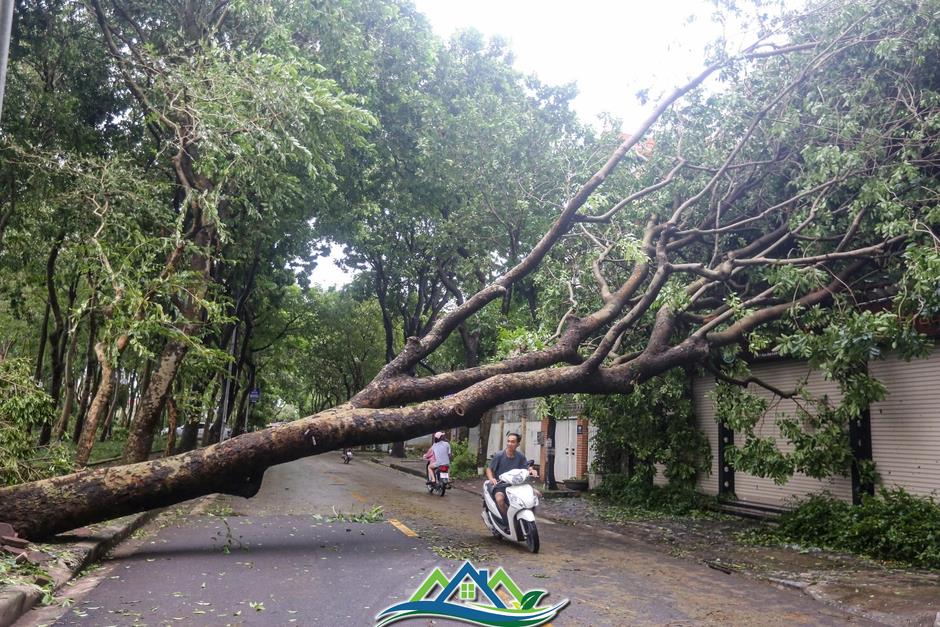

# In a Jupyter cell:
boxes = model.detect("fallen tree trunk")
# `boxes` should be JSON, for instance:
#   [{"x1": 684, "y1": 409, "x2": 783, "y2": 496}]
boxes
[
  {"x1": 0, "y1": 401, "x2": 467, "y2": 538},
  {"x1": 0, "y1": 339, "x2": 711, "y2": 539}
]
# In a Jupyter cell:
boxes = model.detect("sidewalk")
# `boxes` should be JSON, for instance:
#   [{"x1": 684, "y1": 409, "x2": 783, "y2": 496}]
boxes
[
  {"x1": 0, "y1": 512, "x2": 156, "y2": 627},
  {"x1": 378, "y1": 456, "x2": 940, "y2": 627},
  {"x1": 0, "y1": 495, "x2": 222, "y2": 627}
]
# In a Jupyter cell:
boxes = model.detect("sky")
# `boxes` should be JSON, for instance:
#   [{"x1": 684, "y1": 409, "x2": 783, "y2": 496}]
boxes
[{"x1": 310, "y1": 1, "x2": 765, "y2": 287}]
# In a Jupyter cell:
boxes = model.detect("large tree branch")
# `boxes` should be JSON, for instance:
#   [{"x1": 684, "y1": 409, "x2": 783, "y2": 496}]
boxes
[
  {"x1": 356, "y1": 58, "x2": 737, "y2": 394},
  {"x1": 703, "y1": 259, "x2": 868, "y2": 346}
]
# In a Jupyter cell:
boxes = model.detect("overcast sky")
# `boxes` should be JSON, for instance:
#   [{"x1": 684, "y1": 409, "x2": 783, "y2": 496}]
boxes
[
  {"x1": 311, "y1": 1, "x2": 768, "y2": 287},
  {"x1": 412, "y1": 0, "x2": 738, "y2": 127}
]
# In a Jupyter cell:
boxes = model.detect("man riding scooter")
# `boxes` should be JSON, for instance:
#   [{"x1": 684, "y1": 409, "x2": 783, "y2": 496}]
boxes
[{"x1": 485, "y1": 433, "x2": 538, "y2": 526}]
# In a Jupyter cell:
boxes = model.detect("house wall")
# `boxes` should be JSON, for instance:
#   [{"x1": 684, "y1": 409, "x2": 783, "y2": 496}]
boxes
[
  {"x1": 481, "y1": 400, "x2": 584, "y2": 481},
  {"x1": 693, "y1": 377, "x2": 721, "y2": 497},
  {"x1": 693, "y1": 345, "x2": 940, "y2": 506},
  {"x1": 869, "y1": 345, "x2": 940, "y2": 499},
  {"x1": 693, "y1": 363, "x2": 854, "y2": 507}
]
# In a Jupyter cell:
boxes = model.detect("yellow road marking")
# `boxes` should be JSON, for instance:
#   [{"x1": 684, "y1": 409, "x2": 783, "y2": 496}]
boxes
[
  {"x1": 387, "y1": 519, "x2": 418, "y2": 537},
  {"x1": 349, "y1": 491, "x2": 367, "y2": 503}
]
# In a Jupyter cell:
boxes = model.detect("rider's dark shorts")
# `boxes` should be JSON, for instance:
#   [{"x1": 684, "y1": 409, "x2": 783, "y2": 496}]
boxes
[{"x1": 490, "y1": 481, "x2": 509, "y2": 499}]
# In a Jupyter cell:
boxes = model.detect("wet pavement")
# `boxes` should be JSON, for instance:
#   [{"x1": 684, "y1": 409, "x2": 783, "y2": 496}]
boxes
[{"x1": 13, "y1": 454, "x2": 939, "y2": 626}]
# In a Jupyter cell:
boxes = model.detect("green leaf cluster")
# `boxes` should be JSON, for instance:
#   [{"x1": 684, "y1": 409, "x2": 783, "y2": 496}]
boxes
[
  {"x1": 0, "y1": 359, "x2": 72, "y2": 485},
  {"x1": 747, "y1": 489, "x2": 940, "y2": 568},
  {"x1": 584, "y1": 369, "x2": 711, "y2": 488}
]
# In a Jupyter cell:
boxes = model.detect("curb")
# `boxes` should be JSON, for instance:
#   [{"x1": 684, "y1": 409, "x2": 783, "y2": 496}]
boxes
[{"x1": 0, "y1": 509, "x2": 159, "y2": 627}]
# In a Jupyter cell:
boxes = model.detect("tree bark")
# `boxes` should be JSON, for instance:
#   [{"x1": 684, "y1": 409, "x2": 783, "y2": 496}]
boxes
[
  {"x1": 51, "y1": 319, "x2": 81, "y2": 440},
  {"x1": 123, "y1": 221, "x2": 215, "y2": 462},
  {"x1": 72, "y1": 313, "x2": 99, "y2": 442},
  {"x1": 0, "y1": 341, "x2": 712, "y2": 539},
  {"x1": 122, "y1": 339, "x2": 189, "y2": 463},
  {"x1": 74, "y1": 337, "x2": 125, "y2": 466},
  {"x1": 475, "y1": 410, "x2": 492, "y2": 468},
  {"x1": 33, "y1": 300, "x2": 50, "y2": 394},
  {"x1": 99, "y1": 378, "x2": 121, "y2": 442},
  {"x1": 0, "y1": 399, "x2": 474, "y2": 538},
  {"x1": 545, "y1": 415, "x2": 558, "y2": 490},
  {"x1": 164, "y1": 395, "x2": 179, "y2": 457},
  {"x1": 0, "y1": 168, "x2": 15, "y2": 255},
  {"x1": 39, "y1": 238, "x2": 67, "y2": 445}
]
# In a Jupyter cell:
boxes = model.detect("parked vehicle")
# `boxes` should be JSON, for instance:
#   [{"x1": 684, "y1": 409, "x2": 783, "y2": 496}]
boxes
[
  {"x1": 481, "y1": 466, "x2": 540, "y2": 553},
  {"x1": 427, "y1": 464, "x2": 450, "y2": 496}
]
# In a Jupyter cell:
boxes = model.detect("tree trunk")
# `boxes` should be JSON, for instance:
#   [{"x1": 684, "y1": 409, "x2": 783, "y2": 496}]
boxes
[
  {"x1": 39, "y1": 238, "x2": 68, "y2": 445},
  {"x1": 122, "y1": 339, "x2": 189, "y2": 463},
  {"x1": 0, "y1": 397, "x2": 484, "y2": 539},
  {"x1": 204, "y1": 372, "x2": 227, "y2": 446},
  {"x1": 74, "y1": 336, "x2": 126, "y2": 466},
  {"x1": 164, "y1": 395, "x2": 179, "y2": 457},
  {"x1": 0, "y1": 329, "x2": 711, "y2": 538},
  {"x1": 475, "y1": 410, "x2": 492, "y2": 468},
  {"x1": 456, "y1": 322, "x2": 480, "y2": 442},
  {"x1": 130, "y1": 361, "x2": 152, "y2": 429},
  {"x1": 0, "y1": 169, "x2": 15, "y2": 255},
  {"x1": 73, "y1": 313, "x2": 99, "y2": 442},
  {"x1": 99, "y1": 379, "x2": 121, "y2": 442},
  {"x1": 51, "y1": 319, "x2": 81, "y2": 440},
  {"x1": 33, "y1": 300, "x2": 50, "y2": 384},
  {"x1": 545, "y1": 415, "x2": 558, "y2": 490}
]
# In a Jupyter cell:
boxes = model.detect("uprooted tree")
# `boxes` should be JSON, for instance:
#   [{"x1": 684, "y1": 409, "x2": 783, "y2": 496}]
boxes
[{"x1": 2, "y1": 0, "x2": 939, "y2": 538}]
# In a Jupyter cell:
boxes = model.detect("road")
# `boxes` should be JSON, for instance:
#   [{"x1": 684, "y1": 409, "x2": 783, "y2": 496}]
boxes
[{"x1": 20, "y1": 454, "x2": 879, "y2": 626}]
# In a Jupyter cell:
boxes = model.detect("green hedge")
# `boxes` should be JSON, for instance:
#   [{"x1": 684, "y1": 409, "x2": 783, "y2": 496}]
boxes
[{"x1": 765, "y1": 489, "x2": 940, "y2": 568}]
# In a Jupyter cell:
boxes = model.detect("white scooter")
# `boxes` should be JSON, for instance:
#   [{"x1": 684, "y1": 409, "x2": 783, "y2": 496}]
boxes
[{"x1": 481, "y1": 465, "x2": 540, "y2": 553}]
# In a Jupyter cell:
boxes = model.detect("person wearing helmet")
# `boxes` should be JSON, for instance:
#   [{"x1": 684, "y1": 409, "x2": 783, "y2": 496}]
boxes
[{"x1": 426, "y1": 431, "x2": 451, "y2": 484}]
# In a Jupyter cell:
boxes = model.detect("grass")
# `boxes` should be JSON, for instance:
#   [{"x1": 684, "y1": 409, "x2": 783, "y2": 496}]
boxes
[{"x1": 83, "y1": 435, "x2": 169, "y2": 464}]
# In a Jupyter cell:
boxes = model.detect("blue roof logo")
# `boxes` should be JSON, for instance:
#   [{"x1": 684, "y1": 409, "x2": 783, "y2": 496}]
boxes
[{"x1": 375, "y1": 560, "x2": 569, "y2": 627}]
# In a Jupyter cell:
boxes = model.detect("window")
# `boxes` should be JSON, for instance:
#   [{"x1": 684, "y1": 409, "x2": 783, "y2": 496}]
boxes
[{"x1": 459, "y1": 582, "x2": 476, "y2": 601}]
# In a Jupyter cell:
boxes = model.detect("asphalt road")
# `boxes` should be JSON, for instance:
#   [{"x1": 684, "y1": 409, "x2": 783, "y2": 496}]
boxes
[{"x1": 19, "y1": 454, "x2": 880, "y2": 626}]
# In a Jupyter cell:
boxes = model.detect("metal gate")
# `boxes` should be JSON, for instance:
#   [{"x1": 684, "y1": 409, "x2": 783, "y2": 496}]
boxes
[{"x1": 553, "y1": 419, "x2": 578, "y2": 480}]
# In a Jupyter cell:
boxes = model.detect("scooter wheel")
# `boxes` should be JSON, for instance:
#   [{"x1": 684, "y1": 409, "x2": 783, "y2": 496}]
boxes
[{"x1": 520, "y1": 519, "x2": 539, "y2": 554}]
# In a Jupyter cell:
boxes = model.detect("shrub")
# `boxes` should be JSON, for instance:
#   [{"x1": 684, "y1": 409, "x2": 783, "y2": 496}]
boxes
[
  {"x1": 448, "y1": 439, "x2": 477, "y2": 479},
  {"x1": 0, "y1": 358, "x2": 73, "y2": 485},
  {"x1": 595, "y1": 473, "x2": 709, "y2": 516},
  {"x1": 772, "y1": 489, "x2": 940, "y2": 568}
]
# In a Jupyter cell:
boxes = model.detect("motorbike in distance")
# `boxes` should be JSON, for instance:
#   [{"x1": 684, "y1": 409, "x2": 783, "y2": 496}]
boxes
[
  {"x1": 426, "y1": 463, "x2": 450, "y2": 496},
  {"x1": 481, "y1": 462, "x2": 540, "y2": 553},
  {"x1": 341, "y1": 448, "x2": 353, "y2": 464}
]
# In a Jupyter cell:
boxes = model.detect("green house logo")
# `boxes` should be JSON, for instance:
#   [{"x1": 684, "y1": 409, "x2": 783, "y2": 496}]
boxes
[{"x1": 375, "y1": 560, "x2": 569, "y2": 627}]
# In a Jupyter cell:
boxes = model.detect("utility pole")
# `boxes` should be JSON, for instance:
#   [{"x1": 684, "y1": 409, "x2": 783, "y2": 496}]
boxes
[{"x1": 0, "y1": 0, "x2": 13, "y2": 123}]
